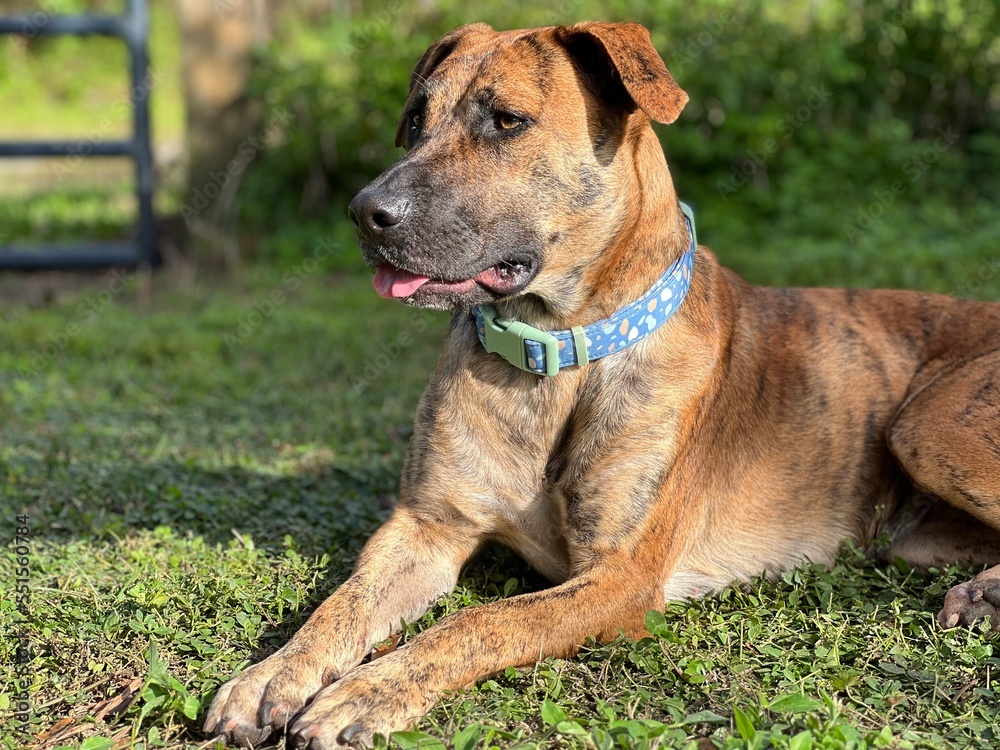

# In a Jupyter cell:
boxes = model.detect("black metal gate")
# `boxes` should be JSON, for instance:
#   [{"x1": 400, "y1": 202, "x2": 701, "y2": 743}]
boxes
[{"x1": 0, "y1": 0, "x2": 155, "y2": 269}]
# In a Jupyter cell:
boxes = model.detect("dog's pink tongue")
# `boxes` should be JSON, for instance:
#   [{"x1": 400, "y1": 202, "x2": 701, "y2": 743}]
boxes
[{"x1": 373, "y1": 263, "x2": 431, "y2": 299}]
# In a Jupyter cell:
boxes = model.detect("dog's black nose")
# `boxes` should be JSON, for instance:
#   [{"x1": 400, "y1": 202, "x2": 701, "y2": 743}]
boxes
[{"x1": 348, "y1": 189, "x2": 409, "y2": 240}]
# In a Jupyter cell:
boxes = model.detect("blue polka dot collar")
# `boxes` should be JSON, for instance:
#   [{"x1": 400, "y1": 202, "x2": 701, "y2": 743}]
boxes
[{"x1": 471, "y1": 202, "x2": 697, "y2": 377}]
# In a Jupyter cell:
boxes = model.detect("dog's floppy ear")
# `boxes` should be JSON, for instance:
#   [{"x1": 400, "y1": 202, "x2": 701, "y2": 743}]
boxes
[
  {"x1": 394, "y1": 23, "x2": 493, "y2": 147},
  {"x1": 557, "y1": 22, "x2": 687, "y2": 125}
]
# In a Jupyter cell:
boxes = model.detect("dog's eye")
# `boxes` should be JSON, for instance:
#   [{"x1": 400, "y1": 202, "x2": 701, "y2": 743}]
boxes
[
  {"x1": 408, "y1": 112, "x2": 422, "y2": 134},
  {"x1": 494, "y1": 112, "x2": 525, "y2": 131}
]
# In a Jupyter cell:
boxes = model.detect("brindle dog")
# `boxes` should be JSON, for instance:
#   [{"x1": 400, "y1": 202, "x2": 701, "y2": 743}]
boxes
[{"x1": 205, "y1": 21, "x2": 1000, "y2": 748}]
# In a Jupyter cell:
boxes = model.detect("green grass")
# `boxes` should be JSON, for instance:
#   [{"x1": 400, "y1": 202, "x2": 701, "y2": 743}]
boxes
[
  {"x1": 1, "y1": 1, "x2": 998, "y2": 746},
  {"x1": 0, "y1": 233, "x2": 998, "y2": 749},
  {"x1": 0, "y1": 0, "x2": 184, "y2": 144},
  {"x1": 0, "y1": 186, "x2": 136, "y2": 243}
]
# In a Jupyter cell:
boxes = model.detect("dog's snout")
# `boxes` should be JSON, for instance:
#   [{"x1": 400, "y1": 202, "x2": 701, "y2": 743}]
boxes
[{"x1": 348, "y1": 189, "x2": 410, "y2": 240}]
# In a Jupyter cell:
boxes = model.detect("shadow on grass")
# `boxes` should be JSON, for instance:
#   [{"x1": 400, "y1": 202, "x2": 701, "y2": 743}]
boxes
[{"x1": 6, "y1": 446, "x2": 549, "y2": 747}]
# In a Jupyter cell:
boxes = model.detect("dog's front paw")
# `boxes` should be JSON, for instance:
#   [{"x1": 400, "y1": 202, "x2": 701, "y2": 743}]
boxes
[
  {"x1": 204, "y1": 647, "x2": 345, "y2": 748},
  {"x1": 288, "y1": 656, "x2": 432, "y2": 749},
  {"x1": 939, "y1": 572, "x2": 1000, "y2": 630}
]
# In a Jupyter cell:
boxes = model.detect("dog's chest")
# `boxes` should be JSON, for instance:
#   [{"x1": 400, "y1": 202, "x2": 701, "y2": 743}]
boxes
[
  {"x1": 425, "y1": 330, "x2": 698, "y2": 580},
  {"x1": 476, "y1": 399, "x2": 688, "y2": 580}
]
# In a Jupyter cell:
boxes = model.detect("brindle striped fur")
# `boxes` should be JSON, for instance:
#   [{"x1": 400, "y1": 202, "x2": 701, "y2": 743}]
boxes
[{"x1": 205, "y1": 22, "x2": 1000, "y2": 748}]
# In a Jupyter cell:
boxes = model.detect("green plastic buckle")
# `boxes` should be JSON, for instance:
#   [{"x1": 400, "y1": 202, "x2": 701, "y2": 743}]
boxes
[
  {"x1": 479, "y1": 306, "x2": 561, "y2": 377},
  {"x1": 680, "y1": 201, "x2": 697, "y2": 248}
]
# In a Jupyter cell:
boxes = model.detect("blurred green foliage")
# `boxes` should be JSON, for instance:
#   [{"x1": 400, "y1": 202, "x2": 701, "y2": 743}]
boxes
[
  {"x1": 236, "y1": 0, "x2": 1000, "y2": 288},
  {"x1": 0, "y1": 0, "x2": 997, "y2": 292}
]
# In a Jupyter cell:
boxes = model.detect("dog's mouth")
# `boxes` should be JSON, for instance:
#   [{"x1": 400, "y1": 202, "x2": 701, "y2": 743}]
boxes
[{"x1": 372, "y1": 259, "x2": 536, "y2": 300}]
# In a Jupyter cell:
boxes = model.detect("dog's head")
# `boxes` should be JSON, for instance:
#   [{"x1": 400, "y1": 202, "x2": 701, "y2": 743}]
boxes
[{"x1": 348, "y1": 22, "x2": 687, "y2": 311}]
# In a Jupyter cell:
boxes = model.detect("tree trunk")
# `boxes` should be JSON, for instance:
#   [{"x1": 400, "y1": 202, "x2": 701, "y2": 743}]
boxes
[{"x1": 177, "y1": 0, "x2": 270, "y2": 260}]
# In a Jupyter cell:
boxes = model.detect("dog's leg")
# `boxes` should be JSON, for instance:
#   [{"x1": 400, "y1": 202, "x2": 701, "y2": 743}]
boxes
[
  {"x1": 888, "y1": 349, "x2": 1000, "y2": 629},
  {"x1": 203, "y1": 508, "x2": 480, "y2": 746},
  {"x1": 884, "y1": 501, "x2": 1000, "y2": 569},
  {"x1": 285, "y1": 558, "x2": 657, "y2": 748}
]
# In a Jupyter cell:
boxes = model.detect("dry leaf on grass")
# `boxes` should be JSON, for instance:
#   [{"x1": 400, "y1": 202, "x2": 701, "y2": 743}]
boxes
[{"x1": 370, "y1": 633, "x2": 401, "y2": 660}]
